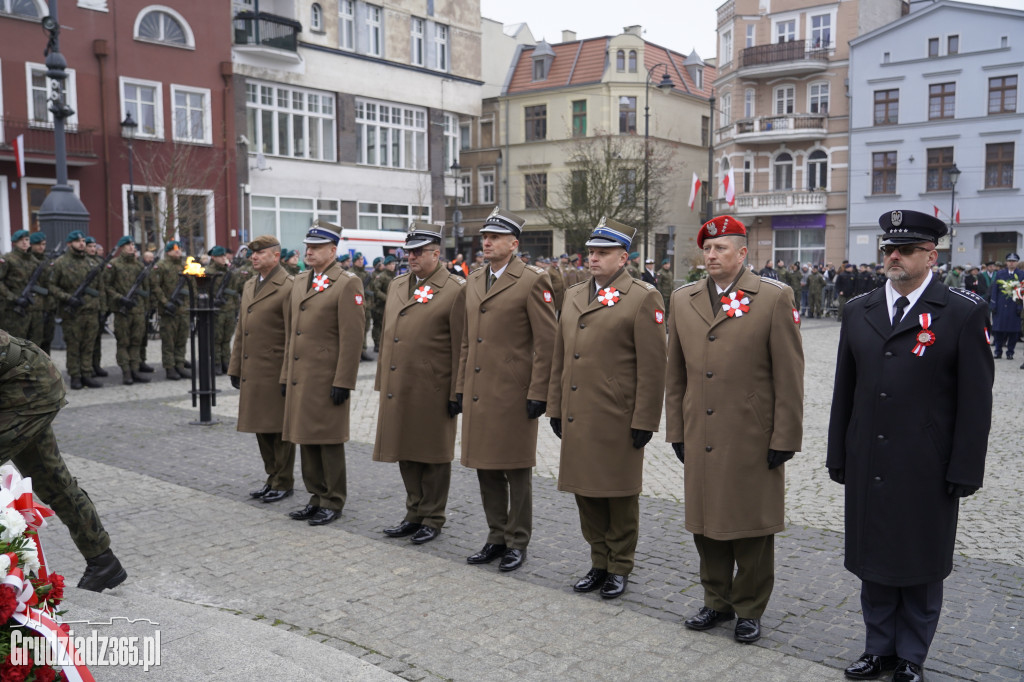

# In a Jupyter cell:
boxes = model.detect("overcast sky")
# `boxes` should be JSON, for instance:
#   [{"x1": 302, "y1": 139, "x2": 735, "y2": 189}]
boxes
[{"x1": 480, "y1": 0, "x2": 1024, "y2": 61}]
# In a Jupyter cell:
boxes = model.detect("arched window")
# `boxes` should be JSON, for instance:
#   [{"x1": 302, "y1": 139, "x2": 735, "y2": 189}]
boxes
[
  {"x1": 616, "y1": 50, "x2": 625, "y2": 72},
  {"x1": 628, "y1": 50, "x2": 637, "y2": 73},
  {"x1": 134, "y1": 6, "x2": 195, "y2": 48},
  {"x1": 0, "y1": 0, "x2": 43, "y2": 19},
  {"x1": 808, "y1": 149, "x2": 828, "y2": 190},
  {"x1": 774, "y1": 152, "x2": 794, "y2": 190},
  {"x1": 311, "y1": 3, "x2": 322, "y2": 32}
]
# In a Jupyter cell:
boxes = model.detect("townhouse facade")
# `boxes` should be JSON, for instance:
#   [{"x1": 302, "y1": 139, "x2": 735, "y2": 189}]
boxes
[
  {"x1": 712, "y1": 0, "x2": 905, "y2": 269},
  {"x1": 848, "y1": 0, "x2": 1023, "y2": 266}
]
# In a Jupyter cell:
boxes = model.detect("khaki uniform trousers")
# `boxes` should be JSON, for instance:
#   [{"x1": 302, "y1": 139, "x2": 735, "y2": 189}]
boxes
[
  {"x1": 476, "y1": 468, "x2": 532, "y2": 549},
  {"x1": 693, "y1": 534, "x2": 775, "y2": 620},
  {"x1": 300, "y1": 443, "x2": 347, "y2": 512},
  {"x1": 256, "y1": 432, "x2": 295, "y2": 491},
  {"x1": 575, "y1": 494, "x2": 640, "y2": 576},
  {"x1": 399, "y1": 460, "x2": 451, "y2": 530}
]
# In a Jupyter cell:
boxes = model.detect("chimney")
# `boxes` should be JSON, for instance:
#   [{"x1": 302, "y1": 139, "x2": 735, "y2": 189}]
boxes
[
  {"x1": 623, "y1": 25, "x2": 643, "y2": 37},
  {"x1": 562, "y1": 30, "x2": 576, "y2": 42}
]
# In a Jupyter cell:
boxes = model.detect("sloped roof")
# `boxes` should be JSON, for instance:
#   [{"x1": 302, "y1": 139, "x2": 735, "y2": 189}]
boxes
[{"x1": 646, "y1": 43, "x2": 717, "y2": 99}]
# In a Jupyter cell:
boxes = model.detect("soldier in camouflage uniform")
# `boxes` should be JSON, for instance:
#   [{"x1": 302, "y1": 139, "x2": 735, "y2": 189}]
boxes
[
  {"x1": 150, "y1": 241, "x2": 191, "y2": 380},
  {"x1": 105, "y1": 236, "x2": 151, "y2": 385},
  {"x1": 627, "y1": 250, "x2": 642, "y2": 280},
  {"x1": 26, "y1": 232, "x2": 56, "y2": 352},
  {"x1": 205, "y1": 245, "x2": 240, "y2": 375},
  {"x1": 0, "y1": 230, "x2": 38, "y2": 340},
  {"x1": 352, "y1": 252, "x2": 374, "y2": 359},
  {"x1": 369, "y1": 254, "x2": 396, "y2": 351},
  {"x1": 83, "y1": 237, "x2": 110, "y2": 378},
  {"x1": 0, "y1": 328, "x2": 126, "y2": 592},
  {"x1": 281, "y1": 249, "x2": 301, "y2": 276},
  {"x1": 48, "y1": 231, "x2": 104, "y2": 390},
  {"x1": 657, "y1": 258, "x2": 675, "y2": 307}
]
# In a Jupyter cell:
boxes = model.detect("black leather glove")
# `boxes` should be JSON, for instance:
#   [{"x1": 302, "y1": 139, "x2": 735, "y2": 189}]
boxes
[
  {"x1": 14, "y1": 297, "x2": 30, "y2": 310},
  {"x1": 455, "y1": 393, "x2": 463, "y2": 411},
  {"x1": 672, "y1": 442, "x2": 684, "y2": 464},
  {"x1": 550, "y1": 417, "x2": 562, "y2": 439},
  {"x1": 229, "y1": 375, "x2": 240, "y2": 390},
  {"x1": 280, "y1": 384, "x2": 286, "y2": 397},
  {"x1": 118, "y1": 296, "x2": 136, "y2": 310},
  {"x1": 947, "y1": 483, "x2": 978, "y2": 498},
  {"x1": 526, "y1": 400, "x2": 546, "y2": 420},
  {"x1": 164, "y1": 301, "x2": 178, "y2": 314},
  {"x1": 330, "y1": 386, "x2": 350, "y2": 405},
  {"x1": 447, "y1": 400, "x2": 462, "y2": 418},
  {"x1": 66, "y1": 296, "x2": 84, "y2": 311},
  {"x1": 631, "y1": 429, "x2": 653, "y2": 449},
  {"x1": 767, "y1": 449, "x2": 795, "y2": 470},
  {"x1": 214, "y1": 296, "x2": 227, "y2": 308},
  {"x1": 828, "y1": 467, "x2": 845, "y2": 484}
]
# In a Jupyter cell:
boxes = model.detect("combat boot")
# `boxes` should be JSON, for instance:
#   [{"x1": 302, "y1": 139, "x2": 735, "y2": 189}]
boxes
[
  {"x1": 122, "y1": 369, "x2": 133, "y2": 385},
  {"x1": 70, "y1": 376, "x2": 83, "y2": 390},
  {"x1": 221, "y1": 360, "x2": 229, "y2": 375},
  {"x1": 176, "y1": 366, "x2": 191, "y2": 378},
  {"x1": 80, "y1": 376, "x2": 102, "y2": 389},
  {"x1": 131, "y1": 371, "x2": 150, "y2": 383},
  {"x1": 165, "y1": 367, "x2": 181, "y2": 380},
  {"x1": 77, "y1": 549, "x2": 127, "y2": 592},
  {"x1": 92, "y1": 365, "x2": 109, "y2": 377},
  {"x1": 138, "y1": 362, "x2": 155, "y2": 373}
]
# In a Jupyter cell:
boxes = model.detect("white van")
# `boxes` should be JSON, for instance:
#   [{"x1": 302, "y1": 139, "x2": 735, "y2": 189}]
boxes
[{"x1": 335, "y1": 228, "x2": 406, "y2": 263}]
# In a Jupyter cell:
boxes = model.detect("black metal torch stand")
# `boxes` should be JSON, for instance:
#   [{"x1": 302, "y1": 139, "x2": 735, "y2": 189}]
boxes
[{"x1": 187, "y1": 273, "x2": 221, "y2": 426}]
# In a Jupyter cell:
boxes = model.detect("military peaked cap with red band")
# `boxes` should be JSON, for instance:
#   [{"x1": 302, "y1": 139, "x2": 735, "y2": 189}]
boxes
[{"x1": 697, "y1": 215, "x2": 747, "y2": 248}]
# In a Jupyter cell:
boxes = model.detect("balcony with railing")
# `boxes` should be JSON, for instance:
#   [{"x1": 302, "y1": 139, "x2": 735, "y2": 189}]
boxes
[
  {"x1": 717, "y1": 113, "x2": 827, "y2": 144},
  {"x1": 233, "y1": 11, "x2": 301, "y2": 62},
  {"x1": 0, "y1": 118, "x2": 97, "y2": 160},
  {"x1": 738, "y1": 39, "x2": 830, "y2": 77},
  {"x1": 720, "y1": 190, "x2": 827, "y2": 217}
]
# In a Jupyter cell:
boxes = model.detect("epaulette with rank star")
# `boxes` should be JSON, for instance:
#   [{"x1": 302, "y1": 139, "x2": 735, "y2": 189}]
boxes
[
  {"x1": 452, "y1": 275, "x2": 466, "y2": 285},
  {"x1": 638, "y1": 281, "x2": 657, "y2": 291},
  {"x1": 673, "y1": 281, "x2": 701, "y2": 294},
  {"x1": 949, "y1": 287, "x2": 985, "y2": 305},
  {"x1": 760, "y1": 277, "x2": 785, "y2": 290},
  {"x1": 526, "y1": 264, "x2": 546, "y2": 275},
  {"x1": 341, "y1": 270, "x2": 357, "y2": 278}
]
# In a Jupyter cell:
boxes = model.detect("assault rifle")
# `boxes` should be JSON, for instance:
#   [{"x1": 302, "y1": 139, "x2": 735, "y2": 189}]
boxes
[
  {"x1": 13, "y1": 243, "x2": 66, "y2": 315},
  {"x1": 117, "y1": 259, "x2": 156, "y2": 313},
  {"x1": 212, "y1": 250, "x2": 246, "y2": 309},
  {"x1": 65, "y1": 249, "x2": 117, "y2": 313},
  {"x1": 164, "y1": 273, "x2": 188, "y2": 314}
]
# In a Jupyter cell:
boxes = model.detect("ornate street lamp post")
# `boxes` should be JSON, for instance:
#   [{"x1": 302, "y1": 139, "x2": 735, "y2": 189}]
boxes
[{"x1": 643, "y1": 65, "x2": 674, "y2": 265}]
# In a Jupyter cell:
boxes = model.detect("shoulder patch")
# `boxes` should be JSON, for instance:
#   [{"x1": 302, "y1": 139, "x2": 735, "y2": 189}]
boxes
[
  {"x1": 949, "y1": 287, "x2": 984, "y2": 304},
  {"x1": 673, "y1": 281, "x2": 701, "y2": 294},
  {"x1": 526, "y1": 264, "x2": 545, "y2": 275},
  {"x1": 760, "y1": 277, "x2": 785, "y2": 289}
]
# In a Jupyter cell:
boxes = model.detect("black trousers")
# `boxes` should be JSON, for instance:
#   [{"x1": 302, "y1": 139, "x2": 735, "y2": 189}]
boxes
[{"x1": 861, "y1": 579, "x2": 943, "y2": 666}]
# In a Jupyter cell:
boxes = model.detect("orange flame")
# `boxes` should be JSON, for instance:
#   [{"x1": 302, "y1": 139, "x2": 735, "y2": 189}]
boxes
[{"x1": 182, "y1": 256, "x2": 206, "y2": 276}]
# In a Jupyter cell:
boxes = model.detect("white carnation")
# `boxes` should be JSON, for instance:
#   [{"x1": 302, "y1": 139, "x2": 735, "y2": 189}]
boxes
[
  {"x1": 0, "y1": 508, "x2": 27, "y2": 543},
  {"x1": 17, "y1": 536, "x2": 40, "y2": 576}
]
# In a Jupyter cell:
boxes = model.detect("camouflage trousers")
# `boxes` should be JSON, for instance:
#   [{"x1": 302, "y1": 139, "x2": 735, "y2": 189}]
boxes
[
  {"x1": 3, "y1": 410, "x2": 111, "y2": 560},
  {"x1": 113, "y1": 311, "x2": 146, "y2": 372},
  {"x1": 9, "y1": 308, "x2": 45, "y2": 346},
  {"x1": 61, "y1": 310, "x2": 99, "y2": 378},
  {"x1": 212, "y1": 310, "x2": 235, "y2": 365},
  {"x1": 159, "y1": 312, "x2": 189, "y2": 369},
  {"x1": 91, "y1": 312, "x2": 106, "y2": 371},
  {"x1": 371, "y1": 307, "x2": 384, "y2": 348}
]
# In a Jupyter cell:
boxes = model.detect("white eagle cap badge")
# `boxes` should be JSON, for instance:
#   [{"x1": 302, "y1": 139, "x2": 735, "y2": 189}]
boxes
[
  {"x1": 597, "y1": 216, "x2": 607, "y2": 228},
  {"x1": 487, "y1": 206, "x2": 501, "y2": 219},
  {"x1": 891, "y1": 210, "x2": 903, "y2": 227},
  {"x1": 707, "y1": 222, "x2": 718, "y2": 236}
]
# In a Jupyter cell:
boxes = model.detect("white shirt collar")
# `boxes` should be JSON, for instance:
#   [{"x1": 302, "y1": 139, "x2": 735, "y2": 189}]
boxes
[
  {"x1": 489, "y1": 261, "x2": 510, "y2": 279},
  {"x1": 885, "y1": 271, "x2": 933, "y2": 323}
]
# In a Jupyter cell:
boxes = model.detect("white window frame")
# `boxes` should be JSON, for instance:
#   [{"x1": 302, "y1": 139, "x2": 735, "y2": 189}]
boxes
[
  {"x1": 411, "y1": 17, "x2": 425, "y2": 66},
  {"x1": 120, "y1": 76, "x2": 163, "y2": 139},
  {"x1": 807, "y1": 148, "x2": 829, "y2": 191},
  {"x1": 809, "y1": 12, "x2": 833, "y2": 49},
  {"x1": 773, "y1": 151, "x2": 794, "y2": 191},
  {"x1": 808, "y1": 81, "x2": 829, "y2": 115},
  {"x1": 2, "y1": 0, "x2": 45, "y2": 18},
  {"x1": 339, "y1": 0, "x2": 354, "y2": 51},
  {"x1": 310, "y1": 3, "x2": 322, "y2": 32},
  {"x1": 774, "y1": 17, "x2": 797, "y2": 44},
  {"x1": 119, "y1": 182, "x2": 165, "y2": 243},
  {"x1": 251, "y1": 195, "x2": 340, "y2": 245},
  {"x1": 480, "y1": 169, "x2": 495, "y2": 205},
  {"x1": 720, "y1": 29, "x2": 733, "y2": 66},
  {"x1": 434, "y1": 23, "x2": 449, "y2": 72},
  {"x1": 443, "y1": 112, "x2": 459, "y2": 169},
  {"x1": 133, "y1": 5, "x2": 196, "y2": 49},
  {"x1": 170, "y1": 84, "x2": 212, "y2": 145},
  {"x1": 746, "y1": 24, "x2": 755, "y2": 48},
  {"x1": 774, "y1": 85, "x2": 795, "y2": 115},
  {"x1": 17, "y1": 176, "x2": 81, "y2": 238},
  {"x1": 357, "y1": 202, "x2": 431, "y2": 231},
  {"x1": 173, "y1": 188, "x2": 215, "y2": 249},
  {"x1": 26, "y1": 62, "x2": 78, "y2": 128},
  {"x1": 695, "y1": 68, "x2": 704, "y2": 90},
  {"x1": 459, "y1": 172, "x2": 471, "y2": 204},
  {"x1": 247, "y1": 81, "x2": 337, "y2": 162},
  {"x1": 720, "y1": 93, "x2": 731, "y2": 127},
  {"x1": 355, "y1": 98, "x2": 428, "y2": 170},
  {"x1": 459, "y1": 122, "x2": 471, "y2": 150},
  {"x1": 366, "y1": 4, "x2": 382, "y2": 57},
  {"x1": 744, "y1": 88, "x2": 755, "y2": 119}
]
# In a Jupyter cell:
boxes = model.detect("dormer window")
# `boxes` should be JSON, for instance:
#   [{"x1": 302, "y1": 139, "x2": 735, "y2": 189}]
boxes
[
  {"x1": 532, "y1": 41, "x2": 555, "y2": 81},
  {"x1": 616, "y1": 50, "x2": 625, "y2": 71},
  {"x1": 628, "y1": 50, "x2": 637, "y2": 73},
  {"x1": 695, "y1": 67, "x2": 703, "y2": 90},
  {"x1": 533, "y1": 59, "x2": 546, "y2": 80}
]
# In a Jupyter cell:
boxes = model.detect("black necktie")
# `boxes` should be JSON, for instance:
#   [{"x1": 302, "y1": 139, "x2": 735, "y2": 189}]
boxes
[{"x1": 892, "y1": 296, "x2": 909, "y2": 329}]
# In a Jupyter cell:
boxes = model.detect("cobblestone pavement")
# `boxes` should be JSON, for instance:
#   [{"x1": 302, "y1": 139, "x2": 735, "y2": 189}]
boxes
[{"x1": 44, "y1": 323, "x2": 1024, "y2": 680}]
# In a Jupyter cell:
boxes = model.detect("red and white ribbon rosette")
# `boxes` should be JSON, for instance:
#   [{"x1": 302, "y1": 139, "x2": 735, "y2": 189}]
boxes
[
  {"x1": 597, "y1": 287, "x2": 620, "y2": 306},
  {"x1": 413, "y1": 285, "x2": 434, "y2": 303},
  {"x1": 311, "y1": 273, "x2": 330, "y2": 292},
  {"x1": 721, "y1": 291, "x2": 751, "y2": 317},
  {"x1": 912, "y1": 313, "x2": 936, "y2": 357},
  {"x1": 0, "y1": 469, "x2": 54, "y2": 580}
]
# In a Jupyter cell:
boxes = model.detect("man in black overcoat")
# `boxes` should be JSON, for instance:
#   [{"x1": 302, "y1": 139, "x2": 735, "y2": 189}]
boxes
[{"x1": 826, "y1": 209, "x2": 994, "y2": 682}]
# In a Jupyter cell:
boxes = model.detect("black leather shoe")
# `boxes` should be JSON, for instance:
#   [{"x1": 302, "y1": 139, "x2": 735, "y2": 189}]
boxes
[
  {"x1": 383, "y1": 521, "x2": 421, "y2": 537},
  {"x1": 289, "y1": 504, "x2": 320, "y2": 520},
  {"x1": 131, "y1": 371, "x2": 150, "y2": 383},
  {"x1": 734, "y1": 617, "x2": 761, "y2": 643},
  {"x1": 845, "y1": 653, "x2": 899, "y2": 680},
  {"x1": 308, "y1": 508, "x2": 340, "y2": 525},
  {"x1": 573, "y1": 567, "x2": 609, "y2": 593},
  {"x1": 892, "y1": 660, "x2": 924, "y2": 682},
  {"x1": 410, "y1": 526, "x2": 439, "y2": 544},
  {"x1": 467, "y1": 543, "x2": 506, "y2": 564},
  {"x1": 138, "y1": 362, "x2": 155, "y2": 373},
  {"x1": 261, "y1": 489, "x2": 293, "y2": 503},
  {"x1": 250, "y1": 484, "x2": 271, "y2": 499},
  {"x1": 498, "y1": 548, "x2": 526, "y2": 572},
  {"x1": 80, "y1": 376, "x2": 102, "y2": 388},
  {"x1": 600, "y1": 573, "x2": 627, "y2": 599},
  {"x1": 92, "y1": 365, "x2": 109, "y2": 377},
  {"x1": 684, "y1": 606, "x2": 735, "y2": 630},
  {"x1": 77, "y1": 549, "x2": 127, "y2": 592}
]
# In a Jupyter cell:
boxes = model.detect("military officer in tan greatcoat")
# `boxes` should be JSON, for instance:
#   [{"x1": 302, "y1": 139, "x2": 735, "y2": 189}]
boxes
[
  {"x1": 373, "y1": 223, "x2": 466, "y2": 544},
  {"x1": 666, "y1": 214, "x2": 804, "y2": 644},
  {"x1": 280, "y1": 222, "x2": 365, "y2": 526},
  {"x1": 228, "y1": 235, "x2": 296, "y2": 504},
  {"x1": 457, "y1": 207, "x2": 557, "y2": 572},
  {"x1": 548, "y1": 218, "x2": 666, "y2": 599}
]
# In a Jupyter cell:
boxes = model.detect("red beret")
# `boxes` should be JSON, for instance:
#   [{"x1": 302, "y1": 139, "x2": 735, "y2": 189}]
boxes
[{"x1": 697, "y1": 215, "x2": 747, "y2": 248}]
